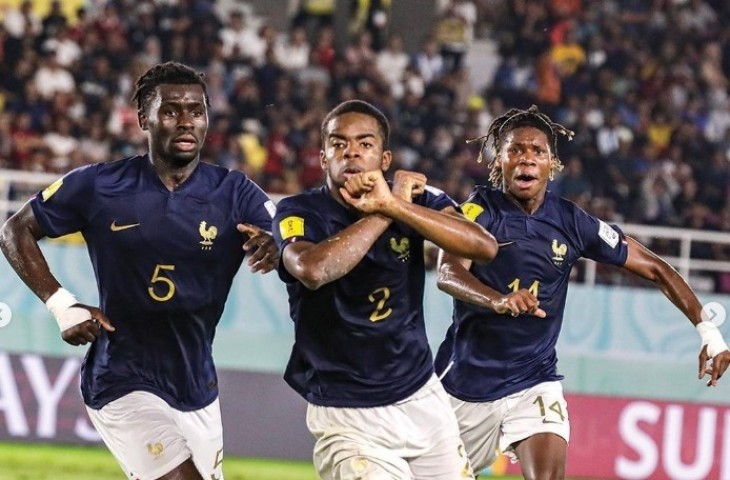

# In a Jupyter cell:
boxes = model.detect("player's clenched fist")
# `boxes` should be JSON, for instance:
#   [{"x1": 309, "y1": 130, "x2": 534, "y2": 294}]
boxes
[
  {"x1": 340, "y1": 170, "x2": 393, "y2": 213},
  {"x1": 392, "y1": 170, "x2": 426, "y2": 202}
]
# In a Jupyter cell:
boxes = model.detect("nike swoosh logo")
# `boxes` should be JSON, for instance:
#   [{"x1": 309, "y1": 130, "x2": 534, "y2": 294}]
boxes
[
  {"x1": 498, "y1": 241, "x2": 515, "y2": 247},
  {"x1": 542, "y1": 419, "x2": 563, "y2": 424},
  {"x1": 110, "y1": 221, "x2": 140, "y2": 232}
]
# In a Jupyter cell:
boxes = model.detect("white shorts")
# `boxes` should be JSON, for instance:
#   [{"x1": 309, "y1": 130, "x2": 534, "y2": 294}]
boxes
[
  {"x1": 86, "y1": 391, "x2": 224, "y2": 480},
  {"x1": 449, "y1": 381, "x2": 570, "y2": 472},
  {"x1": 306, "y1": 375, "x2": 474, "y2": 480}
]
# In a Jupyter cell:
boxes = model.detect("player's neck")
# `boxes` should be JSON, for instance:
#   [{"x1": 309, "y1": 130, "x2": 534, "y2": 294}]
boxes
[
  {"x1": 150, "y1": 156, "x2": 199, "y2": 191},
  {"x1": 504, "y1": 190, "x2": 546, "y2": 215}
]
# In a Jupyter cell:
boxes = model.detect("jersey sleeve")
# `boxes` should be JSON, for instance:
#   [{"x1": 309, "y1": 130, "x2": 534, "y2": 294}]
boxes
[
  {"x1": 30, "y1": 164, "x2": 97, "y2": 238},
  {"x1": 459, "y1": 187, "x2": 493, "y2": 228},
  {"x1": 418, "y1": 184, "x2": 459, "y2": 212},
  {"x1": 272, "y1": 196, "x2": 329, "y2": 282},
  {"x1": 575, "y1": 208, "x2": 629, "y2": 266},
  {"x1": 236, "y1": 176, "x2": 276, "y2": 231}
]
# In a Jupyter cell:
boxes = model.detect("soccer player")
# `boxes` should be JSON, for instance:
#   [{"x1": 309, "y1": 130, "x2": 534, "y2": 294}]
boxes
[
  {"x1": 272, "y1": 99, "x2": 498, "y2": 479},
  {"x1": 0, "y1": 62, "x2": 278, "y2": 480},
  {"x1": 434, "y1": 105, "x2": 730, "y2": 479}
]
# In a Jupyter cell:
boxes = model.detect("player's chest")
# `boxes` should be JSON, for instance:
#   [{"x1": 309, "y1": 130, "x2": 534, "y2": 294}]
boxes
[
  {"x1": 484, "y1": 216, "x2": 578, "y2": 280},
  {"x1": 91, "y1": 192, "x2": 240, "y2": 258}
]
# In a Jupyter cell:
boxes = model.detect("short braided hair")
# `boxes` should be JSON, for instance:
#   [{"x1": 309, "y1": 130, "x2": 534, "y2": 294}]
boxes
[
  {"x1": 132, "y1": 61, "x2": 210, "y2": 114},
  {"x1": 468, "y1": 105, "x2": 574, "y2": 188}
]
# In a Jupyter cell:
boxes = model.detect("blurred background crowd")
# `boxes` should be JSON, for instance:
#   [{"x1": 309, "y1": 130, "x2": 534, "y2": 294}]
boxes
[{"x1": 1, "y1": 0, "x2": 729, "y2": 286}]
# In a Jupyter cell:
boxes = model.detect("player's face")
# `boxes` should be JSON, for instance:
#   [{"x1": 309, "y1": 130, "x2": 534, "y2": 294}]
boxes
[
  {"x1": 498, "y1": 126, "x2": 556, "y2": 201},
  {"x1": 140, "y1": 84, "x2": 208, "y2": 167},
  {"x1": 320, "y1": 112, "x2": 392, "y2": 188}
]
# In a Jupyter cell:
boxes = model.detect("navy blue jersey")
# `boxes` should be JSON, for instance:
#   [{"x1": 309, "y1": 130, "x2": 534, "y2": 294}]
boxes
[
  {"x1": 31, "y1": 155, "x2": 274, "y2": 410},
  {"x1": 435, "y1": 187, "x2": 629, "y2": 402},
  {"x1": 273, "y1": 185, "x2": 457, "y2": 407}
]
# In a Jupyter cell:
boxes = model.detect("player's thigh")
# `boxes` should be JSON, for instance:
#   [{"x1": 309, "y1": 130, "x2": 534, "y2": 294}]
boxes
[
  {"x1": 500, "y1": 381, "x2": 570, "y2": 462},
  {"x1": 448, "y1": 394, "x2": 506, "y2": 472},
  {"x1": 306, "y1": 403, "x2": 413, "y2": 480},
  {"x1": 406, "y1": 383, "x2": 474, "y2": 479},
  {"x1": 513, "y1": 432, "x2": 567, "y2": 480},
  {"x1": 176, "y1": 397, "x2": 224, "y2": 480},
  {"x1": 86, "y1": 391, "x2": 194, "y2": 480}
]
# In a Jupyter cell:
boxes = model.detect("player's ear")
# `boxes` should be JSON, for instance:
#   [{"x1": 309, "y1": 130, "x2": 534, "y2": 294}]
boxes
[
  {"x1": 138, "y1": 111, "x2": 148, "y2": 131},
  {"x1": 320, "y1": 150, "x2": 327, "y2": 171},
  {"x1": 381, "y1": 150, "x2": 392, "y2": 171}
]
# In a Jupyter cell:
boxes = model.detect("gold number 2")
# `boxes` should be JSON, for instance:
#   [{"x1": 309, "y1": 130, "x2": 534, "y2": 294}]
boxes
[
  {"x1": 148, "y1": 264, "x2": 176, "y2": 302},
  {"x1": 368, "y1": 287, "x2": 392, "y2": 322}
]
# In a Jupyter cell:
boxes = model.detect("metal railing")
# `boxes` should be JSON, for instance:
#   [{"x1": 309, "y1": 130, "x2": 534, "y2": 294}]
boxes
[{"x1": 2, "y1": 168, "x2": 728, "y2": 287}]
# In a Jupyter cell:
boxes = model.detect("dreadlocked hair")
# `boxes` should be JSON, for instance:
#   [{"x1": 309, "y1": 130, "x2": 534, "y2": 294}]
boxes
[
  {"x1": 132, "y1": 61, "x2": 210, "y2": 114},
  {"x1": 467, "y1": 105, "x2": 574, "y2": 188}
]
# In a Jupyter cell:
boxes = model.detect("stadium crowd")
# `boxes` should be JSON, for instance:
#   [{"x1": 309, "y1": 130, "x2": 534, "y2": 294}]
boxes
[{"x1": 0, "y1": 0, "x2": 729, "y2": 286}]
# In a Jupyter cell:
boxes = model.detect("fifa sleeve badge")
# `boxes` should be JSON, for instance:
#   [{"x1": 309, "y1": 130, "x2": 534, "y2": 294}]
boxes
[
  {"x1": 598, "y1": 220, "x2": 619, "y2": 248},
  {"x1": 41, "y1": 178, "x2": 64, "y2": 202},
  {"x1": 461, "y1": 202, "x2": 484, "y2": 222},
  {"x1": 280, "y1": 216, "x2": 305, "y2": 240}
]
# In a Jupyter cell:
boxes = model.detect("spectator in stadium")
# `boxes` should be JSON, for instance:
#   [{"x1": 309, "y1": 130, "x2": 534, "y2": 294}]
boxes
[
  {"x1": 272, "y1": 99, "x2": 498, "y2": 479},
  {"x1": 434, "y1": 105, "x2": 730, "y2": 479},
  {"x1": 0, "y1": 61, "x2": 278, "y2": 480}
]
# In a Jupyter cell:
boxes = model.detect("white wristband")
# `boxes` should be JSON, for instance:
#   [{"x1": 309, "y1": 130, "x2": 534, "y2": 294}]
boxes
[
  {"x1": 696, "y1": 321, "x2": 730, "y2": 359},
  {"x1": 45, "y1": 288, "x2": 91, "y2": 332}
]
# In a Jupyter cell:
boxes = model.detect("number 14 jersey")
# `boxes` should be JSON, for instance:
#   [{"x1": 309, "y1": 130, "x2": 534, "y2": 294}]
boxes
[{"x1": 435, "y1": 187, "x2": 629, "y2": 402}]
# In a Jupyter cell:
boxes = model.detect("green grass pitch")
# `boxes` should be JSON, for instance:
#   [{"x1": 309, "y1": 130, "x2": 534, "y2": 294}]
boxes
[{"x1": 0, "y1": 442, "x2": 518, "y2": 479}]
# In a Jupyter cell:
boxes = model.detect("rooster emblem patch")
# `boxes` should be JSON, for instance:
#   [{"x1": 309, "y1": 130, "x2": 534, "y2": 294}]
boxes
[
  {"x1": 389, "y1": 237, "x2": 410, "y2": 262},
  {"x1": 551, "y1": 239, "x2": 567, "y2": 265},
  {"x1": 199, "y1": 221, "x2": 218, "y2": 250}
]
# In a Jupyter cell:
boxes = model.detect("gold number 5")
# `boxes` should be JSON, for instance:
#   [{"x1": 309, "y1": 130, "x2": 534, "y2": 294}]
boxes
[
  {"x1": 148, "y1": 264, "x2": 176, "y2": 302},
  {"x1": 368, "y1": 287, "x2": 392, "y2": 322}
]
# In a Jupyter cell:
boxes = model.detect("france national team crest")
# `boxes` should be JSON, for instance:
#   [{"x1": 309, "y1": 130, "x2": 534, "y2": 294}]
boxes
[
  {"x1": 551, "y1": 239, "x2": 567, "y2": 265},
  {"x1": 199, "y1": 221, "x2": 218, "y2": 250},
  {"x1": 389, "y1": 237, "x2": 410, "y2": 262}
]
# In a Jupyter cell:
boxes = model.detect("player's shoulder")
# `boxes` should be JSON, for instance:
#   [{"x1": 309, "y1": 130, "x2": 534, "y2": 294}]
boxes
[
  {"x1": 277, "y1": 186, "x2": 328, "y2": 212},
  {"x1": 72, "y1": 155, "x2": 144, "y2": 186},
  {"x1": 547, "y1": 192, "x2": 590, "y2": 221},
  {"x1": 197, "y1": 160, "x2": 247, "y2": 184}
]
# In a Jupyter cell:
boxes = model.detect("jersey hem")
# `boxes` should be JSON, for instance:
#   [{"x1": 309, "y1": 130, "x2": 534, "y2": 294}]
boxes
[{"x1": 442, "y1": 374, "x2": 564, "y2": 402}]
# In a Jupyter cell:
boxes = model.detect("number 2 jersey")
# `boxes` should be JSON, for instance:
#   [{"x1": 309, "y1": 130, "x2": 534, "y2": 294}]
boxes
[
  {"x1": 30, "y1": 155, "x2": 275, "y2": 410},
  {"x1": 435, "y1": 187, "x2": 629, "y2": 402},
  {"x1": 273, "y1": 185, "x2": 457, "y2": 408}
]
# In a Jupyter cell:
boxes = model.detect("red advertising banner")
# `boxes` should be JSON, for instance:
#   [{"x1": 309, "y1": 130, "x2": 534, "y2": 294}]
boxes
[
  {"x1": 0, "y1": 350, "x2": 728, "y2": 478},
  {"x1": 484, "y1": 393, "x2": 730, "y2": 479}
]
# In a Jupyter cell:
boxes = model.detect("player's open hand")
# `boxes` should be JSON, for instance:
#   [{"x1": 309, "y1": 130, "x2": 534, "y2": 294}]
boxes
[
  {"x1": 699, "y1": 346, "x2": 730, "y2": 387},
  {"x1": 238, "y1": 223, "x2": 279, "y2": 274},
  {"x1": 493, "y1": 289, "x2": 546, "y2": 318},
  {"x1": 341, "y1": 170, "x2": 393, "y2": 214},
  {"x1": 392, "y1": 170, "x2": 426, "y2": 202},
  {"x1": 61, "y1": 305, "x2": 114, "y2": 346}
]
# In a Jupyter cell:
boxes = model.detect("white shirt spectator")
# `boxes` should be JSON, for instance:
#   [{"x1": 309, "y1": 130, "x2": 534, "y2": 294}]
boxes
[
  {"x1": 276, "y1": 27, "x2": 311, "y2": 72},
  {"x1": 376, "y1": 35, "x2": 410, "y2": 94},
  {"x1": 43, "y1": 30, "x2": 82, "y2": 68},
  {"x1": 219, "y1": 12, "x2": 260, "y2": 60},
  {"x1": 414, "y1": 37, "x2": 445, "y2": 84},
  {"x1": 3, "y1": 2, "x2": 41, "y2": 38},
  {"x1": 33, "y1": 59, "x2": 76, "y2": 99}
]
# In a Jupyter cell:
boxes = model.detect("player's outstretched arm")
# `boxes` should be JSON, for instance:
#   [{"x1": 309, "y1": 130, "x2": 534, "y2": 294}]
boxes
[
  {"x1": 437, "y1": 250, "x2": 546, "y2": 318},
  {"x1": 0, "y1": 203, "x2": 114, "y2": 345},
  {"x1": 238, "y1": 223, "x2": 279, "y2": 274},
  {"x1": 622, "y1": 236, "x2": 730, "y2": 386}
]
